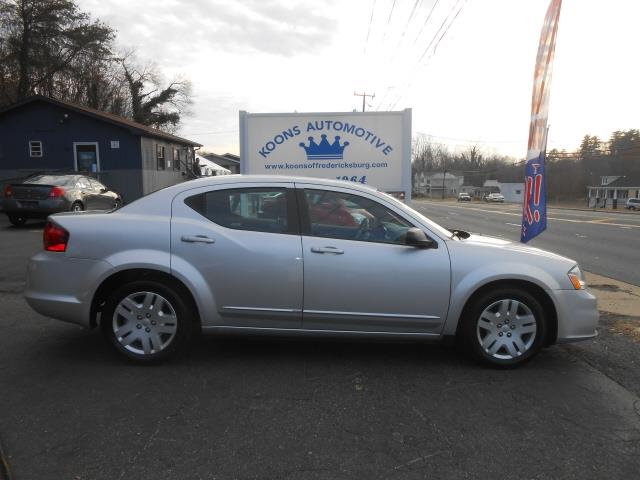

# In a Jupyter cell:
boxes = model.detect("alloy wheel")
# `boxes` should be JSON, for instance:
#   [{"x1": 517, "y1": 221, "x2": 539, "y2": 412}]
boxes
[
  {"x1": 112, "y1": 291, "x2": 178, "y2": 355},
  {"x1": 476, "y1": 299, "x2": 537, "y2": 360}
]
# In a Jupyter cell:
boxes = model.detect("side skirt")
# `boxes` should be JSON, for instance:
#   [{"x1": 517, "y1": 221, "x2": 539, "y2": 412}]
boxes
[{"x1": 201, "y1": 325, "x2": 442, "y2": 342}]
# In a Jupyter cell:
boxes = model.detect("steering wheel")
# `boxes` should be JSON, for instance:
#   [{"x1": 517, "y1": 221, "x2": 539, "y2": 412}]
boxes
[{"x1": 355, "y1": 217, "x2": 370, "y2": 240}]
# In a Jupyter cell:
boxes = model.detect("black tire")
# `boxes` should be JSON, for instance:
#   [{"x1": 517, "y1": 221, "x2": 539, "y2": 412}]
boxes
[
  {"x1": 7, "y1": 214, "x2": 27, "y2": 227},
  {"x1": 101, "y1": 280, "x2": 195, "y2": 363},
  {"x1": 112, "y1": 199, "x2": 122, "y2": 210},
  {"x1": 70, "y1": 201, "x2": 84, "y2": 212},
  {"x1": 459, "y1": 287, "x2": 547, "y2": 368}
]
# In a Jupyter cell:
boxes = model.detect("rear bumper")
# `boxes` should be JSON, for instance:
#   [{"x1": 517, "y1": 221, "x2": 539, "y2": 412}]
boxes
[
  {"x1": 553, "y1": 288, "x2": 599, "y2": 343},
  {"x1": 24, "y1": 252, "x2": 113, "y2": 327},
  {"x1": 2, "y1": 198, "x2": 70, "y2": 216}
]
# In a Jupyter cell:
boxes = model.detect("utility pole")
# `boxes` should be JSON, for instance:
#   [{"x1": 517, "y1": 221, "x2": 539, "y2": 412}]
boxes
[
  {"x1": 441, "y1": 167, "x2": 447, "y2": 200},
  {"x1": 354, "y1": 92, "x2": 375, "y2": 112}
]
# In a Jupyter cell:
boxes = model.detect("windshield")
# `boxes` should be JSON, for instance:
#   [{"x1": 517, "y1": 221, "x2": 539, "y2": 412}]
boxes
[{"x1": 24, "y1": 175, "x2": 72, "y2": 186}]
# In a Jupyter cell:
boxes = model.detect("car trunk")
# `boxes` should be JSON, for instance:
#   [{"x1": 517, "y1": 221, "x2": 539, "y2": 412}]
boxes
[{"x1": 10, "y1": 184, "x2": 56, "y2": 200}]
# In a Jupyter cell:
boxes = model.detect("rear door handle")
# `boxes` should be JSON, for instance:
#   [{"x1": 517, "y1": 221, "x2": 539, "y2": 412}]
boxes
[
  {"x1": 181, "y1": 235, "x2": 215, "y2": 244},
  {"x1": 311, "y1": 246, "x2": 344, "y2": 254}
]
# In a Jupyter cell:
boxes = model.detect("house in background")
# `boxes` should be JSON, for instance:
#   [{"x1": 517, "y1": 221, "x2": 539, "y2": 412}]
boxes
[
  {"x1": 413, "y1": 171, "x2": 464, "y2": 197},
  {"x1": 0, "y1": 95, "x2": 201, "y2": 203},
  {"x1": 483, "y1": 179, "x2": 525, "y2": 202},
  {"x1": 587, "y1": 175, "x2": 640, "y2": 208},
  {"x1": 196, "y1": 154, "x2": 231, "y2": 176},
  {"x1": 202, "y1": 152, "x2": 240, "y2": 174}
]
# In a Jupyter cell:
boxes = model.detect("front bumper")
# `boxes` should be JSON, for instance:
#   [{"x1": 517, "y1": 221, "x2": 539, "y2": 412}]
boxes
[
  {"x1": 553, "y1": 288, "x2": 599, "y2": 343},
  {"x1": 24, "y1": 252, "x2": 113, "y2": 327}
]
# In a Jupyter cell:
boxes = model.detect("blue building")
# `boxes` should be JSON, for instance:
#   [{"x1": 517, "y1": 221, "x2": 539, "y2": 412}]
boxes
[{"x1": 0, "y1": 96, "x2": 201, "y2": 203}]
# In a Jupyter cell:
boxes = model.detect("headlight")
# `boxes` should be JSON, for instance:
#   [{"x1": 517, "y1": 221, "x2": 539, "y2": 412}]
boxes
[{"x1": 568, "y1": 265, "x2": 586, "y2": 290}]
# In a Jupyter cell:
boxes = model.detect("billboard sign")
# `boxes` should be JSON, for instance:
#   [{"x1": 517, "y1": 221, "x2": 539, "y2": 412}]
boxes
[{"x1": 239, "y1": 109, "x2": 412, "y2": 200}]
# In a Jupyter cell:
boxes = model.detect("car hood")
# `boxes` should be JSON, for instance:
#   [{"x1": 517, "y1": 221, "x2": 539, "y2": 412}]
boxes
[{"x1": 460, "y1": 233, "x2": 575, "y2": 264}]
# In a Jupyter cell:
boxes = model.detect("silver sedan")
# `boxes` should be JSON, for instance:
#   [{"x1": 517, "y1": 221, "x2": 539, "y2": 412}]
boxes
[{"x1": 25, "y1": 176, "x2": 598, "y2": 367}]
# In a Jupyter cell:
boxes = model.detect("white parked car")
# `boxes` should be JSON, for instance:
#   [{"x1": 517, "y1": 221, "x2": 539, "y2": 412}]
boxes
[
  {"x1": 485, "y1": 193, "x2": 505, "y2": 203},
  {"x1": 626, "y1": 198, "x2": 640, "y2": 210}
]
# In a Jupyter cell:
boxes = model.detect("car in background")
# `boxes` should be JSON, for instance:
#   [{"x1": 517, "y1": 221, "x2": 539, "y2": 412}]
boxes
[
  {"x1": 626, "y1": 198, "x2": 640, "y2": 210},
  {"x1": 457, "y1": 192, "x2": 471, "y2": 202},
  {"x1": 2, "y1": 173, "x2": 121, "y2": 226},
  {"x1": 24, "y1": 175, "x2": 598, "y2": 368},
  {"x1": 484, "y1": 193, "x2": 505, "y2": 203}
]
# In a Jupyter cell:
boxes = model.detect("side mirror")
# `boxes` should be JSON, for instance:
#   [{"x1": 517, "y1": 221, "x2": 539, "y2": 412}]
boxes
[{"x1": 405, "y1": 228, "x2": 437, "y2": 249}]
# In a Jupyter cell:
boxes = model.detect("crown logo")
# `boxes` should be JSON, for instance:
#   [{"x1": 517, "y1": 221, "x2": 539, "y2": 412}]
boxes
[{"x1": 299, "y1": 134, "x2": 349, "y2": 160}]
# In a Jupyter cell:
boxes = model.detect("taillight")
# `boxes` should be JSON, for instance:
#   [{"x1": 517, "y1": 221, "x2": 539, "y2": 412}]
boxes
[
  {"x1": 44, "y1": 221, "x2": 69, "y2": 252},
  {"x1": 3, "y1": 185, "x2": 12, "y2": 198},
  {"x1": 49, "y1": 186, "x2": 65, "y2": 198}
]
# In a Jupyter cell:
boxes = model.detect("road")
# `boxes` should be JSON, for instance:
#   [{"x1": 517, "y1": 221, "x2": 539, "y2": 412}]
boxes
[
  {"x1": 0, "y1": 215, "x2": 639, "y2": 479},
  {"x1": 411, "y1": 200, "x2": 640, "y2": 287}
]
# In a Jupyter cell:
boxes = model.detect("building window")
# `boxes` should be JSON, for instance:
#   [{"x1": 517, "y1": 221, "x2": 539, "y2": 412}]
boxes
[
  {"x1": 29, "y1": 141, "x2": 43, "y2": 157},
  {"x1": 156, "y1": 145, "x2": 165, "y2": 170},
  {"x1": 173, "y1": 148, "x2": 181, "y2": 171},
  {"x1": 515, "y1": 190, "x2": 521, "y2": 194}
]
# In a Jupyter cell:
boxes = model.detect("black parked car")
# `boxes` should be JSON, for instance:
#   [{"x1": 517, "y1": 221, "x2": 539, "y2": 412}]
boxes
[{"x1": 2, "y1": 174, "x2": 121, "y2": 226}]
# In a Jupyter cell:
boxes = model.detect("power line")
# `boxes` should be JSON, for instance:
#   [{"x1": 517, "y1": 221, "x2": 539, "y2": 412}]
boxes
[
  {"x1": 376, "y1": 0, "x2": 439, "y2": 110},
  {"x1": 430, "y1": 0, "x2": 466, "y2": 56},
  {"x1": 417, "y1": 0, "x2": 462, "y2": 63},
  {"x1": 387, "y1": 0, "x2": 467, "y2": 110},
  {"x1": 381, "y1": 0, "x2": 398, "y2": 42},
  {"x1": 363, "y1": 0, "x2": 377, "y2": 55},
  {"x1": 416, "y1": 131, "x2": 528, "y2": 144},
  {"x1": 395, "y1": 0, "x2": 423, "y2": 49},
  {"x1": 411, "y1": 0, "x2": 440, "y2": 48}
]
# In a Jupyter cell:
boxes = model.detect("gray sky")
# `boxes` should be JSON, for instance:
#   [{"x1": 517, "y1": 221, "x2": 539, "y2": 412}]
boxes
[{"x1": 79, "y1": 0, "x2": 640, "y2": 158}]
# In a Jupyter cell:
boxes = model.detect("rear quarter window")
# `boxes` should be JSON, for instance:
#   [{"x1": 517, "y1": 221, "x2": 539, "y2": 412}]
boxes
[{"x1": 185, "y1": 187, "x2": 295, "y2": 234}]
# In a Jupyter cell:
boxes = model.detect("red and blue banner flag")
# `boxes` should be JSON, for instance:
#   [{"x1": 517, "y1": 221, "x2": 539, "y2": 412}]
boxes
[{"x1": 521, "y1": 0, "x2": 562, "y2": 243}]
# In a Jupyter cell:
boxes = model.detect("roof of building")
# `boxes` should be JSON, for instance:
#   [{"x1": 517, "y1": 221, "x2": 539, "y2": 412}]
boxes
[
  {"x1": 222, "y1": 153, "x2": 240, "y2": 162},
  {"x1": 589, "y1": 175, "x2": 640, "y2": 188},
  {"x1": 196, "y1": 154, "x2": 230, "y2": 173},
  {"x1": 203, "y1": 152, "x2": 240, "y2": 166},
  {"x1": 0, "y1": 95, "x2": 202, "y2": 147}
]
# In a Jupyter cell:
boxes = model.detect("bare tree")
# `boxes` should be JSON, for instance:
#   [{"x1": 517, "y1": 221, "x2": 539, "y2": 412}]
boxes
[{"x1": 121, "y1": 56, "x2": 192, "y2": 132}]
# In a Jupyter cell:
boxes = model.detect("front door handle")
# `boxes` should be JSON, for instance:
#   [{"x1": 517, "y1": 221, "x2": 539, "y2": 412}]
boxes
[
  {"x1": 181, "y1": 235, "x2": 215, "y2": 244},
  {"x1": 311, "y1": 246, "x2": 344, "y2": 254}
]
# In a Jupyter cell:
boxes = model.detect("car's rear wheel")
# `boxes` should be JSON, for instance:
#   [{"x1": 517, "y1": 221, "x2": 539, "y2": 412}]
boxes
[
  {"x1": 113, "y1": 199, "x2": 122, "y2": 210},
  {"x1": 71, "y1": 201, "x2": 84, "y2": 212},
  {"x1": 8, "y1": 214, "x2": 27, "y2": 227},
  {"x1": 101, "y1": 280, "x2": 194, "y2": 363},
  {"x1": 460, "y1": 288, "x2": 547, "y2": 368}
]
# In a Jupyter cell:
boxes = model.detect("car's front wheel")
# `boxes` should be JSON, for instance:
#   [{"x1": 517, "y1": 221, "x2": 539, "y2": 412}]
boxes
[
  {"x1": 101, "y1": 280, "x2": 194, "y2": 363},
  {"x1": 460, "y1": 288, "x2": 547, "y2": 367}
]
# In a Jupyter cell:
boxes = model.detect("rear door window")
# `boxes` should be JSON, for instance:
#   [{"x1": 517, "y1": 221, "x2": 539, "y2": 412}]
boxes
[{"x1": 185, "y1": 187, "x2": 297, "y2": 234}]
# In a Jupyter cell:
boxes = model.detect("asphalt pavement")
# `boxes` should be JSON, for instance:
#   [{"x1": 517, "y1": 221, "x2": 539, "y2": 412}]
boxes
[
  {"x1": 410, "y1": 200, "x2": 640, "y2": 286},
  {"x1": 1, "y1": 214, "x2": 640, "y2": 479}
]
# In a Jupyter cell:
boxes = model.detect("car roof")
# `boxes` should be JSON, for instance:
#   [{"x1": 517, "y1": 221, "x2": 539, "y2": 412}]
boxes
[
  {"x1": 124, "y1": 174, "x2": 383, "y2": 215},
  {"x1": 164, "y1": 174, "x2": 381, "y2": 195}
]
